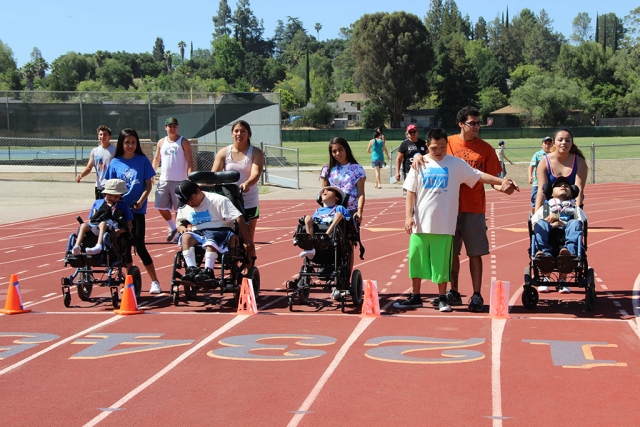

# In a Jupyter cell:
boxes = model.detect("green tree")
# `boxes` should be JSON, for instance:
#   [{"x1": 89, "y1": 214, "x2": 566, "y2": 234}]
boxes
[
  {"x1": 164, "y1": 51, "x2": 173, "y2": 74},
  {"x1": 293, "y1": 101, "x2": 335, "y2": 128},
  {"x1": 314, "y1": 22, "x2": 322, "y2": 40},
  {"x1": 478, "y1": 86, "x2": 508, "y2": 118},
  {"x1": 21, "y1": 62, "x2": 37, "y2": 90},
  {"x1": 435, "y1": 35, "x2": 479, "y2": 125},
  {"x1": 361, "y1": 103, "x2": 388, "y2": 128},
  {"x1": 571, "y1": 12, "x2": 593, "y2": 44},
  {"x1": 275, "y1": 88, "x2": 296, "y2": 111},
  {"x1": 0, "y1": 39, "x2": 21, "y2": 90},
  {"x1": 425, "y1": 0, "x2": 444, "y2": 47},
  {"x1": 522, "y1": 10, "x2": 562, "y2": 70},
  {"x1": 49, "y1": 52, "x2": 96, "y2": 91},
  {"x1": 212, "y1": 0, "x2": 233, "y2": 39},
  {"x1": 596, "y1": 13, "x2": 624, "y2": 51},
  {"x1": 178, "y1": 41, "x2": 187, "y2": 63},
  {"x1": 509, "y1": 64, "x2": 542, "y2": 91},
  {"x1": 474, "y1": 16, "x2": 488, "y2": 44},
  {"x1": 97, "y1": 58, "x2": 134, "y2": 89},
  {"x1": 33, "y1": 57, "x2": 49, "y2": 80},
  {"x1": 590, "y1": 83, "x2": 624, "y2": 117},
  {"x1": 94, "y1": 50, "x2": 107, "y2": 69},
  {"x1": 616, "y1": 82, "x2": 640, "y2": 116},
  {"x1": 510, "y1": 74, "x2": 587, "y2": 126},
  {"x1": 274, "y1": 72, "x2": 306, "y2": 106},
  {"x1": 153, "y1": 37, "x2": 165, "y2": 62},
  {"x1": 212, "y1": 35, "x2": 244, "y2": 84},
  {"x1": 352, "y1": 11, "x2": 433, "y2": 127},
  {"x1": 556, "y1": 41, "x2": 614, "y2": 91},
  {"x1": 622, "y1": 7, "x2": 640, "y2": 48}
]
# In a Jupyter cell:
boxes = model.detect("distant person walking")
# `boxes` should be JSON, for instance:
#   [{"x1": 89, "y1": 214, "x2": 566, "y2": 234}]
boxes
[
  {"x1": 395, "y1": 124, "x2": 427, "y2": 197},
  {"x1": 76, "y1": 125, "x2": 116, "y2": 199},
  {"x1": 367, "y1": 130, "x2": 390, "y2": 188},
  {"x1": 495, "y1": 140, "x2": 513, "y2": 178},
  {"x1": 152, "y1": 117, "x2": 194, "y2": 242},
  {"x1": 528, "y1": 136, "x2": 553, "y2": 214}
]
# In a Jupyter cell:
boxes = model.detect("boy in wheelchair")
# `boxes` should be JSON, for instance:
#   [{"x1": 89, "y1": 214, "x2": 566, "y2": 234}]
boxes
[
  {"x1": 71, "y1": 179, "x2": 133, "y2": 256},
  {"x1": 174, "y1": 179, "x2": 254, "y2": 283},
  {"x1": 531, "y1": 176, "x2": 587, "y2": 293},
  {"x1": 299, "y1": 186, "x2": 351, "y2": 260}
]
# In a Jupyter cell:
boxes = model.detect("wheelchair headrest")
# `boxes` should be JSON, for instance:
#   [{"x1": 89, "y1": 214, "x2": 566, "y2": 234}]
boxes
[
  {"x1": 542, "y1": 179, "x2": 580, "y2": 200},
  {"x1": 316, "y1": 188, "x2": 350, "y2": 208},
  {"x1": 188, "y1": 171, "x2": 240, "y2": 185}
]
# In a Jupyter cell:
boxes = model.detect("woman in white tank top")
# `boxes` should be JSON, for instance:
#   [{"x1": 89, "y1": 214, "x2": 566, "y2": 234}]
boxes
[{"x1": 212, "y1": 120, "x2": 265, "y2": 242}]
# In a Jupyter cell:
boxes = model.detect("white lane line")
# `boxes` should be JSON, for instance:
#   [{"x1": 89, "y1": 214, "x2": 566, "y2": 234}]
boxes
[
  {"x1": 38, "y1": 264, "x2": 50, "y2": 268},
  {"x1": 42, "y1": 293, "x2": 57, "y2": 298},
  {"x1": 600, "y1": 285, "x2": 608, "y2": 290},
  {"x1": 23, "y1": 246, "x2": 34, "y2": 249},
  {"x1": 83, "y1": 315, "x2": 247, "y2": 427},
  {"x1": 491, "y1": 317, "x2": 507, "y2": 427},
  {"x1": 0, "y1": 316, "x2": 121, "y2": 377},
  {"x1": 287, "y1": 317, "x2": 375, "y2": 427},
  {"x1": 5, "y1": 250, "x2": 16, "y2": 253}
]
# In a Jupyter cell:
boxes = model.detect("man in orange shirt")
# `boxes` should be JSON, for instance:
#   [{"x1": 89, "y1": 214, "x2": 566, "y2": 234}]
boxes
[{"x1": 413, "y1": 106, "x2": 518, "y2": 312}]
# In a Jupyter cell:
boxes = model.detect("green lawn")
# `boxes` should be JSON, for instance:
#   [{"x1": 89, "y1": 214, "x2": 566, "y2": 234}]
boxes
[{"x1": 284, "y1": 136, "x2": 640, "y2": 166}]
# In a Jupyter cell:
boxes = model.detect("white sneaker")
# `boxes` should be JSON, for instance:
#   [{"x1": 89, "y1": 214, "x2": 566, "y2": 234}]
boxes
[
  {"x1": 538, "y1": 286, "x2": 550, "y2": 293},
  {"x1": 330, "y1": 287, "x2": 341, "y2": 300},
  {"x1": 72, "y1": 245, "x2": 81, "y2": 256},
  {"x1": 299, "y1": 249, "x2": 316, "y2": 259},
  {"x1": 559, "y1": 286, "x2": 571, "y2": 294},
  {"x1": 149, "y1": 281, "x2": 162, "y2": 294},
  {"x1": 86, "y1": 244, "x2": 102, "y2": 255}
]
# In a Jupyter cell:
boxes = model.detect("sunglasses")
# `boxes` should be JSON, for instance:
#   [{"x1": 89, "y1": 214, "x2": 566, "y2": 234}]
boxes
[
  {"x1": 408, "y1": 130, "x2": 417, "y2": 134},
  {"x1": 464, "y1": 121, "x2": 482, "y2": 127}
]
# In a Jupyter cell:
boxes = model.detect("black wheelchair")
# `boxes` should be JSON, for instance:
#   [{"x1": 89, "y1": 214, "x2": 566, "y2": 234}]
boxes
[
  {"x1": 522, "y1": 183, "x2": 594, "y2": 310},
  {"x1": 168, "y1": 171, "x2": 259, "y2": 307},
  {"x1": 286, "y1": 194, "x2": 365, "y2": 312},
  {"x1": 61, "y1": 217, "x2": 140, "y2": 308}
]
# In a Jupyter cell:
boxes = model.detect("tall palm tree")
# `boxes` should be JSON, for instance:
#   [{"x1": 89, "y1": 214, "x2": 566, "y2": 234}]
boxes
[
  {"x1": 314, "y1": 22, "x2": 322, "y2": 41},
  {"x1": 178, "y1": 41, "x2": 187, "y2": 63},
  {"x1": 94, "y1": 51, "x2": 106, "y2": 69},
  {"x1": 33, "y1": 57, "x2": 48, "y2": 79},
  {"x1": 21, "y1": 62, "x2": 37, "y2": 90},
  {"x1": 164, "y1": 51, "x2": 173, "y2": 74}
]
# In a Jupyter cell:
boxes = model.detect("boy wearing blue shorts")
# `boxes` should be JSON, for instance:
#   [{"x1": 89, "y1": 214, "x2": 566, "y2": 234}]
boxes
[
  {"x1": 394, "y1": 128, "x2": 515, "y2": 311},
  {"x1": 174, "y1": 180, "x2": 254, "y2": 282}
]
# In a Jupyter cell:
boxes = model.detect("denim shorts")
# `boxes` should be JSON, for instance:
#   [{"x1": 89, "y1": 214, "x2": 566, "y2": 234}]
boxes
[{"x1": 371, "y1": 160, "x2": 385, "y2": 168}]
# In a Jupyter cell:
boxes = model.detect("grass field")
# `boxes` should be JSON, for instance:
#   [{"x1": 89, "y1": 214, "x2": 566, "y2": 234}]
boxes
[{"x1": 284, "y1": 136, "x2": 640, "y2": 166}]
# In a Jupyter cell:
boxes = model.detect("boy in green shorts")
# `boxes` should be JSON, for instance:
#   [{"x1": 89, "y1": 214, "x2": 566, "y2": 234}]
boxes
[{"x1": 394, "y1": 128, "x2": 518, "y2": 311}]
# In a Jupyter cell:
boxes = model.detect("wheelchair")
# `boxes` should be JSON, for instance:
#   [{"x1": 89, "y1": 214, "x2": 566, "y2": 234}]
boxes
[
  {"x1": 61, "y1": 217, "x2": 141, "y2": 308},
  {"x1": 522, "y1": 183, "x2": 595, "y2": 310},
  {"x1": 286, "y1": 194, "x2": 365, "y2": 312},
  {"x1": 169, "y1": 171, "x2": 259, "y2": 307}
]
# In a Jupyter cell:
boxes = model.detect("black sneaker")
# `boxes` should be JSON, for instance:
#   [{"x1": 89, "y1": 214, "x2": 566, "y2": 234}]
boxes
[
  {"x1": 182, "y1": 266, "x2": 200, "y2": 283},
  {"x1": 438, "y1": 298, "x2": 452, "y2": 312},
  {"x1": 167, "y1": 229, "x2": 178, "y2": 243},
  {"x1": 195, "y1": 268, "x2": 214, "y2": 282},
  {"x1": 393, "y1": 293, "x2": 423, "y2": 309},
  {"x1": 431, "y1": 289, "x2": 462, "y2": 306},
  {"x1": 468, "y1": 292, "x2": 484, "y2": 312}
]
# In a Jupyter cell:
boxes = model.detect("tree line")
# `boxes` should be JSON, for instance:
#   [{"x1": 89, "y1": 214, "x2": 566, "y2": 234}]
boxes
[{"x1": 0, "y1": 0, "x2": 639, "y2": 128}]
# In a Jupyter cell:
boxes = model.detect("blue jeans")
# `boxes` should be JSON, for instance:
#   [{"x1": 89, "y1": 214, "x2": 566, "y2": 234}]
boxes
[{"x1": 533, "y1": 219, "x2": 582, "y2": 256}]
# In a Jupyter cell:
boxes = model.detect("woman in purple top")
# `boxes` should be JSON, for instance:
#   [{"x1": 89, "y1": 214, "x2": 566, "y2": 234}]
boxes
[{"x1": 320, "y1": 137, "x2": 366, "y2": 224}]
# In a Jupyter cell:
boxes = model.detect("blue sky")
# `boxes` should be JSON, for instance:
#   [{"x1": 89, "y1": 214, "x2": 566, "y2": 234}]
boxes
[{"x1": 2, "y1": 0, "x2": 636, "y2": 67}]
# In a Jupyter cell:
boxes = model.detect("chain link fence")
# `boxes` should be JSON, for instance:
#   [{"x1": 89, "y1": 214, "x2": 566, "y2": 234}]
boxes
[
  {"x1": 0, "y1": 137, "x2": 300, "y2": 188},
  {"x1": 386, "y1": 143, "x2": 640, "y2": 185}
]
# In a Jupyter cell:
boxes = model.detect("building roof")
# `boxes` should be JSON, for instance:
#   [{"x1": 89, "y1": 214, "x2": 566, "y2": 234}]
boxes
[
  {"x1": 490, "y1": 105, "x2": 522, "y2": 115},
  {"x1": 336, "y1": 93, "x2": 369, "y2": 103}
]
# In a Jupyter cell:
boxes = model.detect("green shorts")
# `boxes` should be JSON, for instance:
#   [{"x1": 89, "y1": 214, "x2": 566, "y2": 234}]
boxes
[{"x1": 408, "y1": 233, "x2": 453, "y2": 284}]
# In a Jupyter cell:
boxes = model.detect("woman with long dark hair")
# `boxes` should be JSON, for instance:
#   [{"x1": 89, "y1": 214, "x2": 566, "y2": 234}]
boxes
[
  {"x1": 320, "y1": 137, "x2": 366, "y2": 223},
  {"x1": 535, "y1": 128, "x2": 588, "y2": 211},
  {"x1": 106, "y1": 128, "x2": 161, "y2": 294}
]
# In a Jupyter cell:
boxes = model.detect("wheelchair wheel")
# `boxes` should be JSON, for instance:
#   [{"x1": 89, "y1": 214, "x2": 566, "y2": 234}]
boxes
[
  {"x1": 127, "y1": 266, "x2": 142, "y2": 298},
  {"x1": 288, "y1": 295, "x2": 294, "y2": 311},
  {"x1": 585, "y1": 268, "x2": 596, "y2": 311},
  {"x1": 172, "y1": 290, "x2": 180, "y2": 306},
  {"x1": 350, "y1": 269, "x2": 363, "y2": 307},
  {"x1": 77, "y1": 271, "x2": 93, "y2": 301},
  {"x1": 63, "y1": 288, "x2": 71, "y2": 308},
  {"x1": 111, "y1": 290, "x2": 120, "y2": 309},
  {"x1": 522, "y1": 286, "x2": 539, "y2": 309},
  {"x1": 184, "y1": 285, "x2": 198, "y2": 301},
  {"x1": 246, "y1": 267, "x2": 261, "y2": 297}
]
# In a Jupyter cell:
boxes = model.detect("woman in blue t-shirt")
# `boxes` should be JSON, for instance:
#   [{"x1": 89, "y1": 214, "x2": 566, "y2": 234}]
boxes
[
  {"x1": 106, "y1": 128, "x2": 161, "y2": 294},
  {"x1": 367, "y1": 130, "x2": 390, "y2": 189}
]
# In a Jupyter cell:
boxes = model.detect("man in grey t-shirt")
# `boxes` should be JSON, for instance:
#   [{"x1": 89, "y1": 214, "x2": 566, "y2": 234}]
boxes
[{"x1": 76, "y1": 125, "x2": 116, "y2": 199}]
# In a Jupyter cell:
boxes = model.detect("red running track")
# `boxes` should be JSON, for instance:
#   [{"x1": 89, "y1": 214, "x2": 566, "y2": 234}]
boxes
[{"x1": 0, "y1": 182, "x2": 639, "y2": 426}]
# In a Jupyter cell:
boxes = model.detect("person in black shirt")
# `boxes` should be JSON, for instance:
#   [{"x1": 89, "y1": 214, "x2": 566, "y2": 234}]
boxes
[{"x1": 395, "y1": 124, "x2": 427, "y2": 196}]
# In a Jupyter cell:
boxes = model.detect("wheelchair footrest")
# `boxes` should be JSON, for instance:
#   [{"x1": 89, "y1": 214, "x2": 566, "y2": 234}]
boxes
[{"x1": 556, "y1": 256, "x2": 579, "y2": 273}]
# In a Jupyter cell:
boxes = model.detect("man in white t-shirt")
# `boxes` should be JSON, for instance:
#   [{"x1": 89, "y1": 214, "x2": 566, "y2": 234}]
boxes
[
  {"x1": 393, "y1": 128, "x2": 517, "y2": 312},
  {"x1": 152, "y1": 117, "x2": 194, "y2": 242},
  {"x1": 76, "y1": 125, "x2": 116, "y2": 199},
  {"x1": 174, "y1": 180, "x2": 254, "y2": 283}
]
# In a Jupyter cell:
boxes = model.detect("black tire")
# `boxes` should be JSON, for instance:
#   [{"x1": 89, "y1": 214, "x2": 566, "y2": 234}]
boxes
[
  {"x1": 350, "y1": 269, "x2": 363, "y2": 307},
  {"x1": 522, "y1": 286, "x2": 539, "y2": 309},
  {"x1": 172, "y1": 291, "x2": 180, "y2": 307},
  {"x1": 127, "y1": 266, "x2": 142, "y2": 298},
  {"x1": 585, "y1": 268, "x2": 596, "y2": 311},
  {"x1": 297, "y1": 277, "x2": 310, "y2": 304},
  {"x1": 111, "y1": 292, "x2": 120, "y2": 309},
  {"x1": 63, "y1": 291, "x2": 71, "y2": 308},
  {"x1": 77, "y1": 271, "x2": 93, "y2": 301},
  {"x1": 288, "y1": 295, "x2": 294, "y2": 311},
  {"x1": 246, "y1": 267, "x2": 260, "y2": 297},
  {"x1": 184, "y1": 285, "x2": 198, "y2": 301}
]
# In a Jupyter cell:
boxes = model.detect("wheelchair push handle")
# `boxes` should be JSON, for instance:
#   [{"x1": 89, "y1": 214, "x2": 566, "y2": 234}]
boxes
[{"x1": 76, "y1": 216, "x2": 84, "y2": 224}]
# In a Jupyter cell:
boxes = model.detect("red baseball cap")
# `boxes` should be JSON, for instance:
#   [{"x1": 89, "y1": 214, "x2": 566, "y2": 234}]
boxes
[{"x1": 406, "y1": 124, "x2": 418, "y2": 132}]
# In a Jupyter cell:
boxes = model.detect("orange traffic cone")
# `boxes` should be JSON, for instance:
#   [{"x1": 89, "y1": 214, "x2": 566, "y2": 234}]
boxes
[
  {"x1": 360, "y1": 279, "x2": 381, "y2": 317},
  {"x1": 489, "y1": 279, "x2": 510, "y2": 318},
  {"x1": 114, "y1": 275, "x2": 144, "y2": 315},
  {"x1": 1, "y1": 274, "x2": 31, "y2": 315},
  {"x1": 237, "y1": 277, "x2": 258, "y2": 315}
]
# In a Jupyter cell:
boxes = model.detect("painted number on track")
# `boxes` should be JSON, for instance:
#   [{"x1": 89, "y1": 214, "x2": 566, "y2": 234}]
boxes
[{"x1": 208, "y1": 334, "x2": 337, "y2": 361}]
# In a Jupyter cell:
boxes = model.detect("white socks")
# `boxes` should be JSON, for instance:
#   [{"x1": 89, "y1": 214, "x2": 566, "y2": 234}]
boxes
[
  {"x1": 86, "y1": 244, "x2": 102, "y2": 255},
  {"x1": 182, "y1": 248, "x2": 196, "y2": 267},
  {"x1": 204, "y1": 251, "x2": 218, "y2": 269},
  {"x1": 299, "y1": 249, "x2": 316, "y2": 259},
  {"x1": 72, "y1": 245, "x2": 81, "y2": 256},
  {"x1": 167, "y1": 219, "x2": 176, "y2": 231}
]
